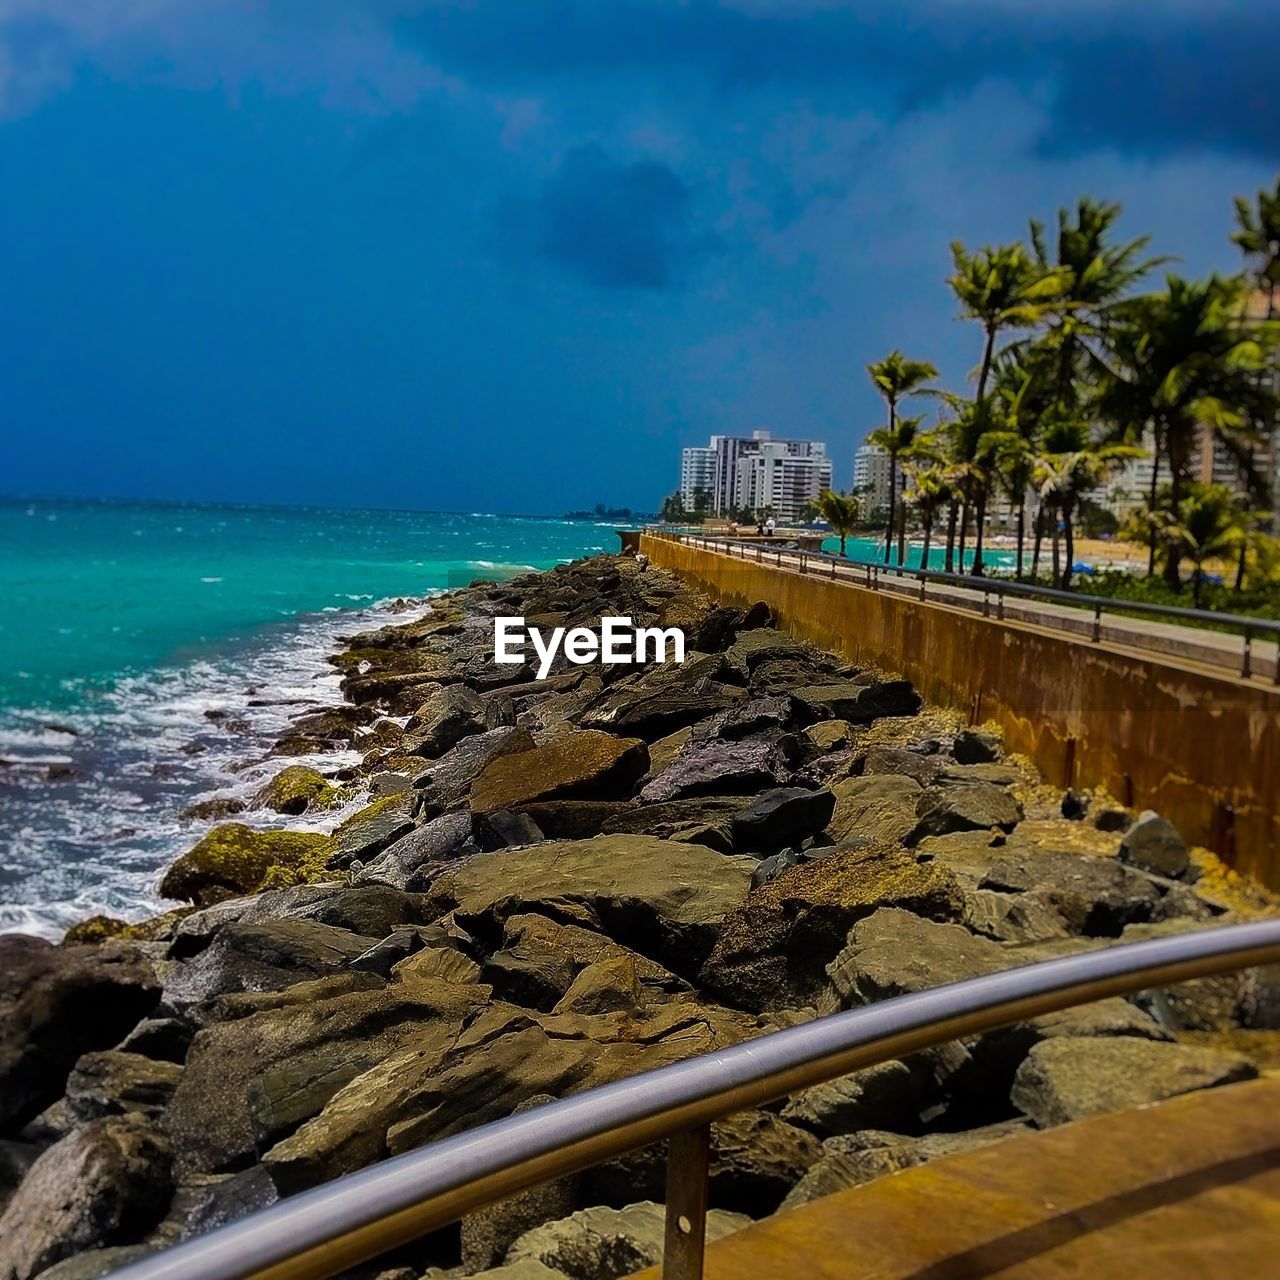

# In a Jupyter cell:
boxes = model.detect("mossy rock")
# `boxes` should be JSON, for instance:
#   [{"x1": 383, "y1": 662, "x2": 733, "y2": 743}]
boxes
[
  {"x1": 64, "y1": 907, "x2": 195, "y2": 945},
  {"x1": 159, "y1": 823, "x2": 335, "y2": 907},
  {"x1": 253, "y1": 765, "x2": 340, "y2": 816},
  {"x1": 334, "y1": 794, "x2": 411, "y2": 834}
]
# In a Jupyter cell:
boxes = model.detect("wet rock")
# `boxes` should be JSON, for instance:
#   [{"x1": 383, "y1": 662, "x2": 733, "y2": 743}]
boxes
[
  {"x1": 0, "y1": 1116, "x2": 172, "y2": 1280},
  {"x1": 159, "y1": 825, "x2": 334, "y2": 907},
  {"x1": 859, "y1": 746, "x2": 940, "y2": 786},
  {"x1": 470, "y1": 732, "x2": 649, "y2": 813},
  {"x1": 403, "y1": 685, "x2": 487, "y2": 758},
  {"x1": 0, "y1": 937, "x2": 159, "y2": 1133},
  {"x1": 792, "y1": 679, "x2": 921, "y2": 724},
  {"x1": 724, "y1": 628, "x2": 808, "y2": 675},
  {"x1": 1011, "y1": 1036, "x2": 1255, "y2": 1127},
  {"x1": 327, "y1": 798, "x2": 416, "y2": 870},
  {"x1": 33, "y1": 1245, "x2": 154, "y2": 1280},
  {"x1": 805, "y1": 720, "x2": 854, "y2": 753},
  {"x1": 505, "y1": 1201, "x2": 749, "y2": 1279},
  {"x1": 912, "y1": 780, "x2": 1022, "y2": 840},
  {"x1": 116, "y1": 1018, "x2": 194, "y2": 1065},
  {"x1": 348, "y1": 930, "x2": 428, "y2": 978},
  {"x1": 728, "y1": 786, "x2": 835, "y2": 852},
  {"x1": 1119, "y1": 810, "x2": 1191, "y2": 880},
  {"x1": 516, "y1": 800, "x2": 632, "y2": 840},
  {"x1": 155, "y1": 1165, "x2": 277, "y2": 1245},
  {"x1": 181, "y1": 795, "x2": 246, "y2": 821},
  {"x1": 826, "y1": 774, "x2": 922, "y2": 844},
  {"x1": 962, "y1": 888, "x2": 1069, "y2": 944},
  {"x1": 474, "y1": 809, "x2": 546, "y2": 850},
  {"x1": 578, "y1": 683, "x2": 745, "y2": 740},
  {"x1": 252, "y1": 766, "x2": 338, "y2": 816},
  {"x1": 639, "y1": 738, "x2": 790, "y2": 804},
  {"x1": 355, "y1": 812, "x2": 479, "y2": 891},
  {"x1": 702, "y1": 844, "x2": 963, "y2": 1011},
  {"x1": 689, "y1": 695, "x2": 800, "y2": 741}
]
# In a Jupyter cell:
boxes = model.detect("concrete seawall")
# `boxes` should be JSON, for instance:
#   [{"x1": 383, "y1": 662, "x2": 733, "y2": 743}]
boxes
[{"x1": 642, "y1": 533, "x2": 1280, "y2": 888}]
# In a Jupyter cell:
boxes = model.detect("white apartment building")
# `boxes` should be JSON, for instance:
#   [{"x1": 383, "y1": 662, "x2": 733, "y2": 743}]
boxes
[
  {"x1": 852, "y1": 442, "x2": 904, "y2": 515},
  {"x1": 679, "y1": 446, "x2": 716, "y2": 511},
  {"x1": 678, "y1": 429, "x2": 833, "y2": 520},
  {"x1": 733, "y1": 439, "x2": 833, "y2": 523}
]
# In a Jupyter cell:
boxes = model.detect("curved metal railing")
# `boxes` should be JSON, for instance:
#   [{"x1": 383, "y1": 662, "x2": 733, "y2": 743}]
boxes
[
  {"x1": 109, "y1": 919, "x2": 1280, "y2": 1280},
  {"x1": 652, "y1": 529, "x2": 1280, "y2": 683}
]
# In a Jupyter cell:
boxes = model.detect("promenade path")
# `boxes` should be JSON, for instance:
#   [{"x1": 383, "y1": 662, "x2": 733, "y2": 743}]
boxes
[
  {"x1": 629, "y1": 1077, "x2": 1280, "y2": 1279},
  {"x1": 681, "y1": 535, "x2": 1278, "y2": 684}
]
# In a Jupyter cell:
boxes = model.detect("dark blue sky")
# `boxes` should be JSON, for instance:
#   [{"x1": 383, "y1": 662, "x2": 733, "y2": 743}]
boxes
[{"x1": 2, "y1": 2, "x2": 1277, "y2": 514}]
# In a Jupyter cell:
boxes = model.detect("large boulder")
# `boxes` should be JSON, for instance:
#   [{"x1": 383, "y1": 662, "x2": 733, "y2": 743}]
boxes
[
  {"x1": 1011, "y1": 1036, "x2": 1255, "y2": 1127},
  {"x1": 701, "y1": 844, "x2": 964, "y2": 1011},
  {"x1": 415, "y1": 727, "x2": 537, "y2": 811},
  {"x1": 160, "y1": 919, "x2": 382, "y2": 1008},
  {"x1": 729, "y1": 787, "x2": 836, "y2": 852},
  {"x1": 689, "y1": 695, "x2": 800, "y2": 741},
  {"x1": 403, "y1": 685, "x2": 487, "y2": 758},
  {"x1": 327, "y1": 797, "x2": 416, "y2": 870},
  {"x1": 826, "y1": 775, "x2": 922, "y2": 844},
  {"x1": 61, "y1": 1052, "x2": 184, "y2": 1128},
  {"x1": 579, "y1": 683, "x2": 746, "y2": 740},
  {"x1": 792, "y1": 679, "x2": 921, "y2": 724},
  {"x1": 163, "y1": 977, "x2": 486, "y2": 1177},
  {"x1": 0, "y1": 937, "x2": 159, "y2": 1134},
  {"x1": 264, "y1": 1000, "x2": 760, "y2": 1193},
  {"x1": 1119, "y1": 810, "x2": 1191, "y2": 880},
  {"x1": 978, "y1": 850, "x2": 1161, "y2": 936},
  {"x1": 0, "y1": 1117, "x2": 172, "y2": 1280},
  {"x1": 505, "y1": 1201, "x2": 749, "y2": 1280},
  {"x1": 781, "y1": 1119, "x2": 1029, "y2": 1210},
  {"x1": 912, "y1": 781, "x2": 1022, "y2": 840},
  {"x1": 355, "y1": 811, "x2": 479, "y2": 891},
  {"x1": 780, "y1": 1059, "x2": 931, "y2": 1139},
  {"x1": 159, "y1": 825, "x2": 334, "y2": 907},
  {"x1": 638, "y1": 739, "x2": 791, "y2": 804},
  {"x1": 425, "y1": 836, "x2": 754, "y2": 975},
  {"x1": 470, "y1": 732, "x2": 649, "y2": 813}
]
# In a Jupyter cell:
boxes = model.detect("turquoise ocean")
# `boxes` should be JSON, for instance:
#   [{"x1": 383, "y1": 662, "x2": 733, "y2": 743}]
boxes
[{"x1": 0, "y1": 496, "x2": 972, "y2": 937}]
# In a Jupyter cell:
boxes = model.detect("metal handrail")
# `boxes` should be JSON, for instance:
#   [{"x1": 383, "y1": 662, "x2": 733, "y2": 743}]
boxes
[
  {"x1": 651, "y1": 528, "x2": 1280, "y2": 682},
  {"x1": 109, "y1": 919, "x2": 1280, "y2": 1280}
]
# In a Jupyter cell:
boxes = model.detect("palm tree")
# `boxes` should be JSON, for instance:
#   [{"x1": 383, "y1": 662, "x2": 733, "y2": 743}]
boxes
[
  {"x1": 1099, "y1": 274, "x2": 1279, "y2": 587},
  {"x1": 948, "y1": 242, "x2": 1069, "y2": 574},
  {"x1": 903, "y1": 459, "x2": 949, "y2": 571},
  {"x1": 1233, "y1": 177, "x2": 1280, "y2": 321},
  {"x1": 1034, "y1": 421, "x2": 1143, "y2": 589},
  {"x1": 1153, "y1": 484, "x2": 1249, "y2": 607},
  {"x1": 866, "y1": 352, "x2": 937, "y2": 564},
  {"x1": 660, "y1": 492, "x2": 686, "y2": 523},
  {"x1": 815, "y1": 489, "x2": 860, "y2": 557}
]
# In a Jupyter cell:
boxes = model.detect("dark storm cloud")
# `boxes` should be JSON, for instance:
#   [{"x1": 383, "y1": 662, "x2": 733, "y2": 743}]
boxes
[
  {"x1": 393, "y1": 0, "x2": 1280, "y2": 162},
  {"x1": 501, "y1": 145, "x2": 721, "y2": 290}
]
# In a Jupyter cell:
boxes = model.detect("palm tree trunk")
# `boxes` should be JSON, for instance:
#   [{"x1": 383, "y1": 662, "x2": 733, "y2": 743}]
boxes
[
  {"x1": 1052, "y1": 519, "x2": 1061, "y2": 585},
  {"x1": 1235, "y1": 539, "x2": 1248, "y2": 592},
  {"x1": 839, "y1": 532, "x2": 848, "y2": 557},
  {"x1": 1031, "y1": 506, "x2": 1044, "y2": 580},
  {"x1": 1145, "y1": 447, "x2": 1162, "y2": 577},
  {"x1": 1193, "y1": 567, "x2": 1204, "y2": 609},
  {"x1": 1162, "y1": 462, "x2": 1185, "y2": 591},
  {"x1": 970, "y1": 486, "x2": 988, "y2": 577},
  {"x1": 897, "y1": 501, "x2": 908, "y2": 567},
  {"x1": 1015, "y1": 500, "x2": 1026, "y2": 581},
  {"x1": 921, "y1": 511, "x2": 934, "y2": 570},
  {"x1": 944, "y1": 500, "x2": 958, "y2": 573},
  {"x1": 1061, "y1": 506, "x2": 1076, "y2": 590},
  {"x1": 957, "y1": 501, "x2": 968, "y2": 570},
  {"x1": 883, "y1": 456, "x2": 896, "y2": 564}
]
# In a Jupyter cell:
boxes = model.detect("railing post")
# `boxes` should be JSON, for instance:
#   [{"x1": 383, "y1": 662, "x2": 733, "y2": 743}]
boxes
[
  {"x1": 1092, "y1": 603, "x2": 1103, "y2": 643},
  {"x1": 663, "y1": 1125, "x2": 711, "y2": 1280},
  {"x1": 1242, "y1": 628, "x2": 1252, "y2": 680},
  {"x1": 997, "y1": 592, "x2": 1005, "y2": 621},
  {"x1": 919, "y1": 575, "x2": 926, "y2": 601},
  {"x1": 982, "y1": 589, "x2": 991, "y2": 618}
]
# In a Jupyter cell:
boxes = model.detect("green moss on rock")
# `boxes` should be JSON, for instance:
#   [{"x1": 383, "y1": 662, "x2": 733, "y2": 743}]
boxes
[
  {"x1": 253, "y1": 765, "x2": 340, "y2": 816},
  {"x1": 159, "y1": 823, "x2": 335, "y2": 906}
]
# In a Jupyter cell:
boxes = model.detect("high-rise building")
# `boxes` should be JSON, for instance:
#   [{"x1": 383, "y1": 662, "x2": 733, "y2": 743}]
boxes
[
  {"x1": 677, "y1": 430, "x2": 833, "y2": 520},
  {"x1": 852, "y1": 442, "x2": 903, "y2": 516}
]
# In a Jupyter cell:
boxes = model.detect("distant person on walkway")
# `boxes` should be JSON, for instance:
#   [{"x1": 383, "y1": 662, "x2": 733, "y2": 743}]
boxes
[
  {"x1": 728, "y1": 521, "x2": 739, "y2": 536},
  {"x1": 765, "y1": 516, "x2": 776, "y2": 536},
  {"x1": 755, "y1": 521, "x2": 765, "y2": 535}
]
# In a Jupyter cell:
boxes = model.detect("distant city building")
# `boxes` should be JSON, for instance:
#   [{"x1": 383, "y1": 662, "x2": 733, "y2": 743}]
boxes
[
  {"x1": 852, "y1": 442, "x2": 904, "y2": 515},
  {"x1": 679, "y1": 446, "x2": 716, "y2": 511},
  {"x1": 679, "y1": 429, "x2": 832, "y2": 521}
]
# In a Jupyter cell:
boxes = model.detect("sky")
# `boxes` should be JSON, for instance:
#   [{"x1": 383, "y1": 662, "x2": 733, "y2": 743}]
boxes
[{"x1": 1, "y1": 1, "x2": 1277, "y2": 515}]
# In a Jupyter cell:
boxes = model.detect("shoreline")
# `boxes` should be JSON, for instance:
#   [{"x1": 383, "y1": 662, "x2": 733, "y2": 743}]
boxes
[{"x1": 2, "y1": 551, "x2": 1278, "y2": 1279}]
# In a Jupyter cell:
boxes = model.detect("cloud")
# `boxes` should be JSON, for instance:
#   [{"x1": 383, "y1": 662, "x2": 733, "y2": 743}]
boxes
[{"x1": 501, "y1": 144, "x2": 721, "y2": 290}]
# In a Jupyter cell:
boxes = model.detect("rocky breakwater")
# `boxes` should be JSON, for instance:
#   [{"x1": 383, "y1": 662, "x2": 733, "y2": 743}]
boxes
[{"x1": 2, "y1": 554, "x2": 1279, "y2": 1280}]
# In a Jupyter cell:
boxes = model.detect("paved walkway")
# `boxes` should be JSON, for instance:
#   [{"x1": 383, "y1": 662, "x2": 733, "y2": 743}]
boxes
[
  {"x1": 681, "y1": 536, "x2": 1278, "y2": 684},
  {"x1": 629, "y1": 1077, "x2": 1280, "y2": 1279}
]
